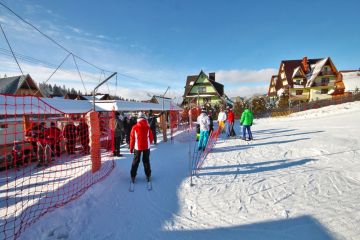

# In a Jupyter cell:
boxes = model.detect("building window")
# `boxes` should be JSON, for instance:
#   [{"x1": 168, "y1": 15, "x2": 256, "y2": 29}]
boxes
[
  {"x1": 296, "y1": 90, "x2": 303, "y2": 95},
  {"x1": 321, "y1": 89, "x2": 328, "y2": 94},
  {"x1": 295, "y1": 79, "x2": 301, "y2": 85},
  {"x1": 321, "y1": 78, "x2": 329, "y2": 85},
  {"x1": 0, "y1": 124, "x2": 8, "y2": 129},
  {"x1": 198, "y1": 86, "x2": 206, "y2": 93}
]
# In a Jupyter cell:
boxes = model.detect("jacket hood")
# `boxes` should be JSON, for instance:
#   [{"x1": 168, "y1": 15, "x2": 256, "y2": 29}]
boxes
[{"x1": 137, "y1": 118, "x2": 149, "y2": 126}]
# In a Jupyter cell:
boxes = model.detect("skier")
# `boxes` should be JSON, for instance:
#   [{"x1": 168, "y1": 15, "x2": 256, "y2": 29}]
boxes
[
  {"x1": 129, "y1": 112, "x2": 154, "y2": 183},
  {"x1": 217, "y1": 107, "x2": 227, "y2": 133},
  {"x1": 77, "y1": 118, "x2": 90, "y2": 155},
  {"x1": 147, "y1": 109, "x2": 162, "y2": 145},
  {"x1": 45, "y1": 122, "x2": 62, "y2": 157},
  {"x1": 197, "y1": 107, "x2": 210, "y2": 151},
  {"x1": 208, "y1": 109, "x2": 214, "y2": 135},
  {"x1": 240, "y1": 106, "x2": 254, "y2": 141},
  {"x1": 63, "y1": 122, "x2": 77, "y2": 155},
  {"x1": 226, "y1": 106, "x2": 236, "y2": 137},
  {"x1": 113, "y1": 112, "x2": 124, "y2": 157}
]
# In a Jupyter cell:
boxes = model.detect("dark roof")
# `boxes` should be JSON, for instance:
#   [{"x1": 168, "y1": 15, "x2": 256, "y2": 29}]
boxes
[
  {"x1": 281, "y1": 58, "x2": 321, "y2": 87},
  {"x1": 211, "y1": 80, "x2": 224, "y2": 96},
  {"x1": 64, "y1": 93, "x2": 87, "y2": 100},
  {"x1": 0, "y1": 74, "x2": 35, "y2": 94},
  {"x1": 183, "y1": 71, "x2": 223, "y2": 97},
  {"x1": 183, "y1": 75, "x2": 198, "y2": 97}
]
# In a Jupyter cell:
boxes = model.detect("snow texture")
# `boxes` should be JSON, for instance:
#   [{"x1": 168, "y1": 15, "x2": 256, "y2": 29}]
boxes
[{"x1": 18, "y1": 101, "x2": 360, "y2": 240}]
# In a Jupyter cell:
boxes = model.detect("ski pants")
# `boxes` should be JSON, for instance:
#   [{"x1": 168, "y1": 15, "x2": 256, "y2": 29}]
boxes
[
  {"x1": 227, "y1": 122, "x2": 235, "y2": 137},
  {"x1": 113, "y1": 135, "x2": 121, "y2": 156},
  {"x1": 198, "y1": 130, "x2": 209, "y2": 150},
  {"x1": 151, "y1": 127, "x2": 157, "y2": 144},
  {"x1": 242, "y1": 125, "x2": 253, "y2": 140},
  {"x1": 218, "y1": 121, "x2": 225, "y2": 133},
  {"x1": 130, "y1": 149, "x2": 151, "y2": 179}
]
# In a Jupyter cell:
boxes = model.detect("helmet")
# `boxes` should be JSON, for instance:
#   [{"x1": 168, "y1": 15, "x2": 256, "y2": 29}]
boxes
[{"x1": 137, "y1": 111, "x2": 146, "y2": 119}]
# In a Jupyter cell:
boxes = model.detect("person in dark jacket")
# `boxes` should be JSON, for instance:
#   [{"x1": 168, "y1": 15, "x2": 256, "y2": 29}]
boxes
[
  {"x1": 76, "y1": 119, "x2": 90, "y2": 154},
  {"x1": 129, "y1": 112, "x2": 154, "y2": 183},
  {"x1": 240, "y1": 107, "x2": 254, "y2": 141},
  {"x1": 63, "y1": 122, "x2": 77, "y2": 154},
  {"x1": 147, "y1": 109, "x2": 163, "y2": 145},
  {"x1": 113, "y1": 112, "x2": 124, "y2": 157},
  {"x1": 123, "y1": 115, "x2": 131, "y2": 145},
  {"x1": 208, "y1": 109, "x2": 214, "y2": 134}
]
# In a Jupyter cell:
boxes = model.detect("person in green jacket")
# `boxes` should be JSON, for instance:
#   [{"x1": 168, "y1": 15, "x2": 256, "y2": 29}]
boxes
[{"x1": 240, "y1": 107, "x2": 254, "y2": 141}]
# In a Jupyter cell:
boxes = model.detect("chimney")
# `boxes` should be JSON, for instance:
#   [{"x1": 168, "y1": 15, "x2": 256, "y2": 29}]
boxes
[
  {"x1": 302, "y1": 57, "x2": 309, "y2": 73},
  {"x1": 209, "y1": 72, "x2": 215, "y2": 81}
]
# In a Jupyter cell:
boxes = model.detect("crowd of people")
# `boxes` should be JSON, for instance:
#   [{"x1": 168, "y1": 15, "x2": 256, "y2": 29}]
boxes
[
  {"x1": 25, "y1": 118, "x2": 90, "y2": 167},
  {"x1": 196, "y1": 105, "x2": 254, "y2": 151},
  {"x1": 23, "y1": 107, "x2": 252, "y2": 183}
]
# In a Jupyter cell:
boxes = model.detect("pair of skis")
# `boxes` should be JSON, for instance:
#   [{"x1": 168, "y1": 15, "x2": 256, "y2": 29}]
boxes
[{"x1": 129, "y1": 180, "x2": 152, "y2": 192}]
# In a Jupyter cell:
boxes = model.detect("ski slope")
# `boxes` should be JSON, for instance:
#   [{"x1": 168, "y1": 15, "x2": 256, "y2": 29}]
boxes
[{"x1": 20, "y1": 101, "x2": 360, "y2": 240}]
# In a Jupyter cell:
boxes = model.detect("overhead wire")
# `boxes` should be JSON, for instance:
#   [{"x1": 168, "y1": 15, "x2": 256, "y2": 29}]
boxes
[
  {"x1": 0, "y1": 1, "x2": 113, "y2": 74},
  {"x1": 0, "y1": 22, "x2": 33, "y2": 90},
  {"x1": 72, "y1": 54, "x2": 87, "y2": 94},
  {"x1": 0, "y1": 1, "x2": 155, "y2": 99}
]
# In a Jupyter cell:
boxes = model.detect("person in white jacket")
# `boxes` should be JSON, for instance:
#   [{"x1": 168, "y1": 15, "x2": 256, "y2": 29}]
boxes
[
  {"x1": 217, "y1": 107, "x2": 227, "y2": 133},
  {"x1": 197, "y1": 108, "x2": 210, "y2": 151}
]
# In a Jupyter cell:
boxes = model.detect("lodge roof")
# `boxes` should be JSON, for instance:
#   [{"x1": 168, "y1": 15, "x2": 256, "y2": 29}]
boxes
[
  {"x1": 183, "y1": 71, "x2": 224, "y2": 98},
  {"x1": 0, "y1": 74, "x2": 39, "y2": 94}
]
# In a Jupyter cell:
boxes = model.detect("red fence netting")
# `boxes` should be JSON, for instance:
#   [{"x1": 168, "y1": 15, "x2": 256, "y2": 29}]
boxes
[{"x1": 0, "y1": 95, "x2": 115, "y2": 240}]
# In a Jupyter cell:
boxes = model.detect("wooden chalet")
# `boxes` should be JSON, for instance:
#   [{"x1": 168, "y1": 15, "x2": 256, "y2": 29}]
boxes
[
  {"x1": 335, "y1": 70, "x2": 360, "y2": 95},
  {"x1": 268, "y1": 57, "x2": 339, "y2": 105},
  {"x1": 182, "y1": 71, "x2": 228, "y2": 108},
  {"x1": 0, "y1": 74, "x2": 43, "y2": 97}
]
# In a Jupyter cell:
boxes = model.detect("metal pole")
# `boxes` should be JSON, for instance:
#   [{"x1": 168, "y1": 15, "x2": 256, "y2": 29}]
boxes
[{"x1": 93, "y1": 72, "x2": 117, "y2": 111}]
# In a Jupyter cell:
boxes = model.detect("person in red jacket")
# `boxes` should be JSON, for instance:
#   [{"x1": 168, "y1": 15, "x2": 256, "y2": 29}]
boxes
[
  {"x1": 129, "y1": 112, "x2": 154, "y2": 183},
  {"x1": 45, "y1": 122, "x2": 62, "y2": 157},
  {"x1": 226, "y1": 106, "x2": 236, "y2": 137}
]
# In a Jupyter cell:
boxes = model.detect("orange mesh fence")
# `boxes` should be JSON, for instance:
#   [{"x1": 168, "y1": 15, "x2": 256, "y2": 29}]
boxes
[
  {"x1": 0, "y1": 95, "x2": 115, "y2": 240},
  {"x1": 169, "y1": 102, "x2": 180, "y2": 142}
]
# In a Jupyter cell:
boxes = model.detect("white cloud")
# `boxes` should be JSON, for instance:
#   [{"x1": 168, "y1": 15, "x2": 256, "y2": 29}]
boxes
[
  {"x1": 226, "y1": 85, "x2": 269, "y2": 98},
  {"x1": 214, "y1": 68, "x2": 276, "y2": 97},
  {"x1": 217, "y1": 68, "x2": 277, "y2": 84}
]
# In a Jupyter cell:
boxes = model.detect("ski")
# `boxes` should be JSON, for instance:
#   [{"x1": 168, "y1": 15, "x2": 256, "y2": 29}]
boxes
[{"x1": 129, "y1": 181, "x2": 135, "y2": 192}]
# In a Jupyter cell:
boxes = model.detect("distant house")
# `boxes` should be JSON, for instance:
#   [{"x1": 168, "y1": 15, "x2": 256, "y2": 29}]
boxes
[
  {"x1": 64, "y1": 93, "x2": 87, "y2": 100},
  {"x1": 82, "y1": 94, "x2": 112, "y2": 101},
  {"x1": 269, "y1": 57, "x2": 339, "y2": 105},
  {"x1": 148, "y1": 95, "x2": 171, "y2": 104},
  {"x1": 0, "y1": 74, "x2": 44, "y2": 97},
  {"x1": 336, "y1": 70, "x2": 360, "y2": 94},
  {"x1": 182, "y1": 71, "x2": 229, "y2": 107}
]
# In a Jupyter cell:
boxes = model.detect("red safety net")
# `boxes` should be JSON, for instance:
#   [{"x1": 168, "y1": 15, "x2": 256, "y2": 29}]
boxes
[
  {"x1": 0, "y1": 95, "x2": 115, "y2": 240},
  {"x1": 169, "y1": 102, "x2": 180, "y2": 142}
]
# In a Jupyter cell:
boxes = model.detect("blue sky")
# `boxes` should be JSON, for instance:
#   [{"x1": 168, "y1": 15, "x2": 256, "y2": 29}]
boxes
[{"x1": 0, "y1": 0, "x2": 359, "y2": 101}]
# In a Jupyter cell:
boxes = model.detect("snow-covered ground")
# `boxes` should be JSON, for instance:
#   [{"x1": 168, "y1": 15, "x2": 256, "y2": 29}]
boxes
[{"x1": 20, "y1": 101, "x2": 360, "y2": 240}]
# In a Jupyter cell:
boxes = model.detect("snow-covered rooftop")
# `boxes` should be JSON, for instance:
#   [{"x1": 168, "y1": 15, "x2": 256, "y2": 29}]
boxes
[
  {"x1": 341, "y1": 71, "x2": 360, "y2": 92},
  {"x1": 0, "y1": 95, "x2": 182, "y2": 115}
]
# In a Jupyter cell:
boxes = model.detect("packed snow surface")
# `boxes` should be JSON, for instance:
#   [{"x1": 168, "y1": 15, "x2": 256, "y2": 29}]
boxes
[{"x1": 20, "y1": 101, "x2": 360, "y2": 240}]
